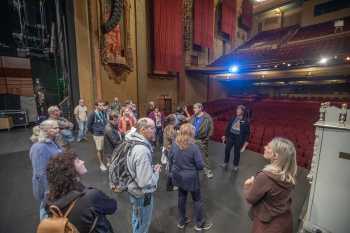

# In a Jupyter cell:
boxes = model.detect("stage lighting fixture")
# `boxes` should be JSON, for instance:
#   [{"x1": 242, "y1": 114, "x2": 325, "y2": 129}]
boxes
[
  {"x1": 319, "y1": 57, "x2": 328, "y2": 64},
  {"x1": 229, "y1": 65, "x2": 239, "y2": 73}
]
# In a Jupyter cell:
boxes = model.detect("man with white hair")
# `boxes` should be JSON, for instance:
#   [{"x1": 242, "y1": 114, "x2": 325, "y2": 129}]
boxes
[
  {"x1": 126, "y1": 117, "x2": 161, "y2": 233},
  {"x1": 74, "y1": 99, "x2": 88, "y2": 142},
  {"x1": 29, "y1": 120, "x2": 62, "y2": 219},
  {"x1": 48, "y1": 105, "x2": 74, "y2": 149}
]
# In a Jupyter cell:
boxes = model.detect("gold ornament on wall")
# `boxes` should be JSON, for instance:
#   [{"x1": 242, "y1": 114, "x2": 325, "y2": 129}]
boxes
[{"x1": 99, "y1": 0, "x2": 133, "y2": 83}]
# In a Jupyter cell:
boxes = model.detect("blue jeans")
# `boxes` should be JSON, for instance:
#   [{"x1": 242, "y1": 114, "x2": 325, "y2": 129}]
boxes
[
  {"x1": 39, "y1": 201, "x2": 48, "y2": 220},
  {"x1": 61, "y1": 129, "x2": 75, "y2": 144},
  {"x1": 129, "y1": 194, "x2": 154, "y2": 233},
  {"x1": 77, "y1": 121, "x2": 87, "y2": 141}
]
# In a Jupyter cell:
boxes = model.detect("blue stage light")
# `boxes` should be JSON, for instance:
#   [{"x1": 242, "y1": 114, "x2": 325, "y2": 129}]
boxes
[{"x1": 229, "y1": 65, "x2": 239, "y2": 73}]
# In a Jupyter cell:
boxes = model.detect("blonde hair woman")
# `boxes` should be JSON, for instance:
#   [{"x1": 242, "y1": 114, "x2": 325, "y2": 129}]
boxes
[
  {"x1": 29, "y1": 120, "x2": 62, "y2": 220},
  {"x1": 170, "y1": 123, "x2": 212, "y2": 231},
  {"x1": 244, "y1": 137, "x2": 297, "y2": 233}
]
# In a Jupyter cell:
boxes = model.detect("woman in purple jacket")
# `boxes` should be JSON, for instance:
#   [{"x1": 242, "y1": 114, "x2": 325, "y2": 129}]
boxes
[
  {"x1": 170, "y1": 123, "x2": 212, "y2": 231},
  {"x1": 148, "y1": 106, "x2": 164, "y2": 147}
]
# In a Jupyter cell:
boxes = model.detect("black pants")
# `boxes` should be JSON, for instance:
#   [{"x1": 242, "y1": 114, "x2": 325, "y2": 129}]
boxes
[
  {"x1": 178, "y1": 187, "x2": 204, "y2": 226},
  {"x1": 224, "y1": 134, "x2": 242, "y2": 166}
]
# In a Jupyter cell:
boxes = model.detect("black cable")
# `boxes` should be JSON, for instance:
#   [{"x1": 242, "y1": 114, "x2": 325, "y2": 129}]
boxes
[{"x1": 101, "y1": 0, "x2": 123, "y2": 34}]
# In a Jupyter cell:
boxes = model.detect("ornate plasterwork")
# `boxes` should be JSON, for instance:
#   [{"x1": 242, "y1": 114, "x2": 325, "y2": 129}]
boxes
[{"x1": 100, "y1": 0, "x2": 133, "y2": 83}]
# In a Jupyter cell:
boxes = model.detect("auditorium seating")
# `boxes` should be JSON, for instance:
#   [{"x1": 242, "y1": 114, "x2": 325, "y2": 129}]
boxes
[
  {"x1": 240, "y1": 25, "x2": 298, "y2": 49},
  {"x1": 211, "y1": 35, "x2": 350, "y2": 68},
  {"x1": 290, "y1": 16, "x2": 350, "y2": 42},
  {"x1": 206, "y1": 97, "x2": 350, "y2": 169},
  {"x1": 211, "y1": 17, "x2": 350, "y2": 69}
]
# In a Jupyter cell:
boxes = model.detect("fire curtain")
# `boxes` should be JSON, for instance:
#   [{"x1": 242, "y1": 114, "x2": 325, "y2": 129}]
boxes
[
  {"x1": 221, "y1": 0, "x2": 237, "y2": 39},
  {"x1": 241, "y1": 0, "x2": 253, "y2": 30},
  {"x1": 153, "y1": 0, "x2": 183, "y2": 72},
  {"x1": 193, "y1": 0, "x2": 214, "y2": 49}
]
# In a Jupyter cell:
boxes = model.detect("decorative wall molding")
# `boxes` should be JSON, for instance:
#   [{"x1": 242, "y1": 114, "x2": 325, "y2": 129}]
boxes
[{"x1": 100, "y1": 0, "x2": 133, "y2": 83}]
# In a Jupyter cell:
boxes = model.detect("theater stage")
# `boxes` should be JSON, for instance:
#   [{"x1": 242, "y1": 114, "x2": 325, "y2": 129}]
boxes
[{"x1": 0, "y1": 128, "x2": 309, "y2": 233}]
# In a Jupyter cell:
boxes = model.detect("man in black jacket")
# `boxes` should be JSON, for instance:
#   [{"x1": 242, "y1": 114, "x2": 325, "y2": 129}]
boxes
[
  {"x1": 221, "y1": 105, "x2": 250, "y2": 171},
  {"x1": 104, "y1": 112, "x2": 123, "y2": 166}
]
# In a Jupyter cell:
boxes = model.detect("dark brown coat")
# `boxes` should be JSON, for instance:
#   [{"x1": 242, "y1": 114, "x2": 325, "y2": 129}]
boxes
[{"x1": 244, "y1": 171, "x2": 294, "y2": 233}]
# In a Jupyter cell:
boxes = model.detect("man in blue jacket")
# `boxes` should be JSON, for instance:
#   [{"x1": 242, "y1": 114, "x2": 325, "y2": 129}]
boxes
[{"x1": 87, "y1": 100, "x2": 108, "y2": 171}]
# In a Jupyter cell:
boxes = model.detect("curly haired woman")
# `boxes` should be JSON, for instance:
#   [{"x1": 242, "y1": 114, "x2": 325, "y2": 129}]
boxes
[{"x1": 45, "y1": 152, "x2": 117, "y2": 233}]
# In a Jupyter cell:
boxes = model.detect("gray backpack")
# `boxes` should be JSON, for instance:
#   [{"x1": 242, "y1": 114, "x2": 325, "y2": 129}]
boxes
[{"x1": 108, "y1": 140, "x2": 146, "y2": 192}]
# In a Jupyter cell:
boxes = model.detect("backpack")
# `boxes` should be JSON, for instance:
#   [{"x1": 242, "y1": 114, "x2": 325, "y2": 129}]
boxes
[
  {"x1": 36, "y1": 200, "x2": 79, "y2": 233},
  {"x1": 109, "y1": 140, "x2": 148, "y2": 192}
]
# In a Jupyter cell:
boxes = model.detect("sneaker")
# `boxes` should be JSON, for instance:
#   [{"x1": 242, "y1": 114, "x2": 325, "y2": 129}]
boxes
[
  {"x1": 206, "y1": 170, "x2": 214, "y2": 179},
  {"x1": 177, "y1": 218, "x2": 191, "y2": 229},
  {"x1": 219, "y1": 163, "x2": 228, "y2": 169},
  {"x1": 194, "y1": 222, "x2": 213, "y2": 231},
  {"x1": 100, "y1": 164, "x2": 107, "y2": 171},
  {"x1": 232, "y1": 166, "x2": 239, "y2": 172},
  {"x1": 173, "y1": 186, "x2": 178, "y2": 191}
]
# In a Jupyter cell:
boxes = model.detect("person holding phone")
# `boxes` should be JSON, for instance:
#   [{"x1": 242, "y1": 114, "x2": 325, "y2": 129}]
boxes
[{"x1": 125, "y1": 118, "x2": 161, "y2": 233}]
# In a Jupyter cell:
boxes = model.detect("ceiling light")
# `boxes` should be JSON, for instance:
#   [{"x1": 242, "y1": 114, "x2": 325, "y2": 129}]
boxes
[
  {"x1": 346, "y1": 56, "x2": 350, "y2": 61},
  {"x1": 282, "y1": 62, "x2": 286, "y2": 65},
  {"x1": 287, "y1": 63, "x2": 291, "y2": 67},
  {"x1": 274, "y1": 65, "x2": 278, "y2": 68},
  {"x1": 257, "y1": 65, "x2": 261, "y2": 68}
]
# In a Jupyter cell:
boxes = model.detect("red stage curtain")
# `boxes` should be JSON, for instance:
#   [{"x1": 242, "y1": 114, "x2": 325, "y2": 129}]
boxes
[
  {"x1": 153, "y1": 0, "x2": 183, "y2": 72},
  {"x1": 221, "y1": 0, "x2": 236, "y2": 39},
  {"x1": 241, "y1": 0, "x2": 253, "y2": 30},
  {"x1": 193, "y1": 0, "x2": 214, "y2": 48}
]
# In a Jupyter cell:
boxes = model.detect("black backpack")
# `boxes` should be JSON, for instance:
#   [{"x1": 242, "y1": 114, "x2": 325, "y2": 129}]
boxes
[{"x1": 108, "y1": 140, "x2": 147, "y2": 192}]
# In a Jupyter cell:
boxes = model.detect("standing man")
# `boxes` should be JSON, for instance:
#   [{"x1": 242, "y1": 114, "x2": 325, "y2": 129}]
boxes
[
  {"x1": 126, "y1": 118, "x2": 161, "y2": 233},
  {"x1": 87, "y1": 100, "x2": 108, "y2": 171},
  {"x1": 74, "y1": 99, "x2": 88, "y2": 142},
  {"x1": 48, "y1": 105, "x2": 74, "y2": 150},
  {"x1": 190, "y1": 103, "x2": 214, "y2": 179}
]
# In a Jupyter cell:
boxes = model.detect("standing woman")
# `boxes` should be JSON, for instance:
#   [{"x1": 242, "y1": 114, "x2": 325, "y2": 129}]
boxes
[
  {"x1": 221, "y1": 105, "x2": 250, "y2": 171},
  {"x1": 45, "y1": 152, "x2": 117, "y2": 233},
  {"x1": 118, "y1": 107, "x2": 137, "y2": 134},
  {"x1": 104, "y1": 112, "x2": 123, "y2": 166},
  {"x1": 170, "y1": 123, "x2": 212, "y2": 231},
  {"x1": 148, "y1": 106, "x2": 165, "y2": 147},
  {"x1": 29, "y1": 120, "x2": 62, "y2": 219},
  {"x1": 244, "y1": 137, "x2": 297, "y2": 233},
  {"x1": 162, "y1": 114, "x2": 177, "y2": 191}
]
